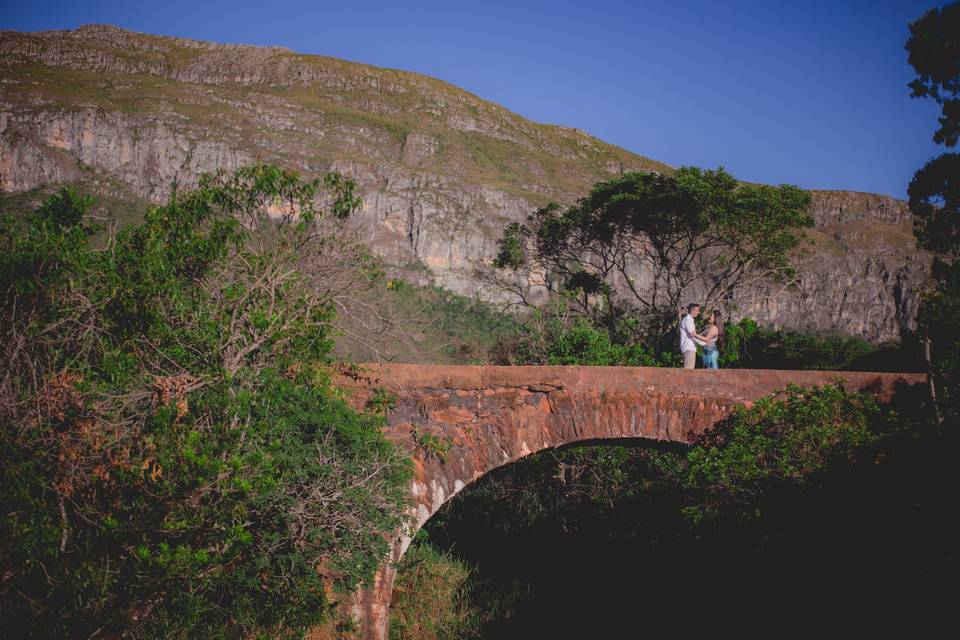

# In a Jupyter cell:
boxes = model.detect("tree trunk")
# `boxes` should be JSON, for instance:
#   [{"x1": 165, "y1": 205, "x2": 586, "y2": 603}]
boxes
[{"x1": 925, "y1": 334, "x2": 943, "y2": 425}]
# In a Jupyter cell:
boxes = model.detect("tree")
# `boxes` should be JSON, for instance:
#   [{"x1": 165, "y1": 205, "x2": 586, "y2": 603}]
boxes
[
  {"x1": 907, "y1": 2, "x2": 960, "y2": 252},
  {"x1": 486, "y1": 167, "x2": 811, "y2": 352},
  {"x1": 907, "y1": 2, "x2": 960, "y2": 422},
  {"x1": 0, "y1": 166, "x2": 412, "y2": 639}
]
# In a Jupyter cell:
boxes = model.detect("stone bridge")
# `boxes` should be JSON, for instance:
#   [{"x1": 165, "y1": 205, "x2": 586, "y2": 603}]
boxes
[{"x1": 330, "y1": 364, "x2": 925, "y2": 639}]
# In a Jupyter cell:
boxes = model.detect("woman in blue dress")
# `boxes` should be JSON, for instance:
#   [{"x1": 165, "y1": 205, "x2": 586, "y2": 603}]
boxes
[{"x1": 700, "y1": 310, "x2": 724, "y2": 369}]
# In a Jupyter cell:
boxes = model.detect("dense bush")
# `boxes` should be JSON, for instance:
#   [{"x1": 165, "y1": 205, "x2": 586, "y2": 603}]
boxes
[
  {"x1": 718, "y1": 316, "x2": 917, "y2": 371},
  {"x1": 920, "y1": 261, "x2": 960, "y2": 422},
  {"x1": 0, "y1": 167, "x2": 411, "y2": 639},
  {"x1": 493, "y1": 308, "x2": 904, "y2": 372},
  {"x1": 492, "y1": 305, "x2": 660, "y2": 366},
  {"x1": 653, "y1": 382, "x2": 899, "y2": 525}
]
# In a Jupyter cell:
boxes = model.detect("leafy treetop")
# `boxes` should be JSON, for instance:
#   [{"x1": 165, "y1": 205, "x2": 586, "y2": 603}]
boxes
[
  {"x1": 907, "y1": 1, "x2": 960, "y2": 255},
  {"x1": 489, "y1": 166, "x2": 811, "y2": 349}
]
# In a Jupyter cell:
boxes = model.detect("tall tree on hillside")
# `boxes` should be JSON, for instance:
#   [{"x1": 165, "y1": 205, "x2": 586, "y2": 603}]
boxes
[
  {"x1": 485, "y1": 166, "x2": 811, "y2": 350},
  {"x1": 907, "y1": 1, "x2": 960, "y2": 422}
]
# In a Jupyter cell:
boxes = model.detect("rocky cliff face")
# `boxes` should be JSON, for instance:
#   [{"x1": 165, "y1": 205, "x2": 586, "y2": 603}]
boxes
[
  {"x1": 748, "y1": 191, "x2": 926, "y2": 341},
  {"x1": 0, "y1": 24, "x2": 929, "y2": 343}
]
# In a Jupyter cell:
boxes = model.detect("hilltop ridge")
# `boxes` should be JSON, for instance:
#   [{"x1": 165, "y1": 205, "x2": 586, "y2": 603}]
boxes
[{"x1": 0, "y1": 25, "x2": 929, "y2": 341}]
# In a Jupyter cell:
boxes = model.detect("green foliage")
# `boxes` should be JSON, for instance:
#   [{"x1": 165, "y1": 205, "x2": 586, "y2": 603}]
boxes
[
  {"x1": 754, "y1": 331, "x2": 876, "y2": 370},
  {"x1": 717, "y1": 316, "x2": 759, "y2": 367},
  {"x1": 0, "y1": 168, "x2": 411, "y2": 639},
  {"x1": 655, "y1": 383, "x2": 894, "y2": 526},
  {"x1": 920, "y1": 260, "x2": 960, "y2": 421},
  {"x1": 543, "y1": 321, "x2": 653, "y2": 366},
  {"x1": 491, "y1": 222, "x2": 528, "y2": 270},
  {"x1": 389, "y1": 534, "x2": 479, "y2": 640},
  {"x1": 719, "y1": 316, "x2": 885, "y2": 371},
  {"x1": 494, "y1": 309, "x2": 657, "y2": 366},
  {"x1": 906, "y1": 2, "x2": 960, "y2": 423},
  {"x1": 411, "y1": 428, "x2": 455, "y2": 463},
  {"x1": 909, "y1": 153, "x2": 960, "y2": 254},
  {"x1": 490, "y1": 166, "x2": 812, "y2": 356},
  {"x1": 907, "y1": 3, "x2": 959, "y2": 250},
  {"x1": 907, "y1": 2, "x2": 960, "y2": 148},
  {"x1": 494, "y1": 310, "x2": 885, "y2": 372},
  {"x1": 383, "y1": 281, "x2": 520, "y2": 364},
  {"x1": 366, "y1": 386, "x2": 399, "y2": 415}
]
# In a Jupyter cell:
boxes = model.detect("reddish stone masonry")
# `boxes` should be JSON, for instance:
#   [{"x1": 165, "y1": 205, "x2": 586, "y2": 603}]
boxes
[{"x1": 319, "y1": 364, "x2": 925, "y2": 640}]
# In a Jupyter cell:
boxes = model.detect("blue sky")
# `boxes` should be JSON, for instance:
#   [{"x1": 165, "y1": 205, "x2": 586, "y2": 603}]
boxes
[{"x1": 0, "y1": 0, "x2": 946, "y2": 199}]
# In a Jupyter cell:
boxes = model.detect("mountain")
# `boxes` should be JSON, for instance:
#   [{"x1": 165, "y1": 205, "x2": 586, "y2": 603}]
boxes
[{"x1": 0, "y1": 24, "x2": 929, "y2": 343}]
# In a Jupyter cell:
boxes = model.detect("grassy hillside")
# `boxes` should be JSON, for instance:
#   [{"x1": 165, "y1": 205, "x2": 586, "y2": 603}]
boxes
[{"x1": 0, "y1": 25, "x2": 669, "y2": 202}]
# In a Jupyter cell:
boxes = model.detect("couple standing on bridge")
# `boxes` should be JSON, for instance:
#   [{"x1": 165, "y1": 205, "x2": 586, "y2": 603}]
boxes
[{"x1": 680, "y1": 303, "x2": 724, "y2": 369}]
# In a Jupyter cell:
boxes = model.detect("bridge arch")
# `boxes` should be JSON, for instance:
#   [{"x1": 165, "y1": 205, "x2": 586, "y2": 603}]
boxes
[{"x1": 337, "y1": 364, "x2": 923, "y2": 639}]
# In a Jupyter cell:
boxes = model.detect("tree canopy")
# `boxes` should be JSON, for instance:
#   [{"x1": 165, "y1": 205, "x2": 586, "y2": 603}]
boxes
[
  {"x1": 489, "y1": 166, "x2": 811, "y2": 350},
  {"x1": 907, "y1": 1, "x2": 960, "y2": 422},
  {"x1": 907, "y1": 2, "x2": 960, "y2": 253}
]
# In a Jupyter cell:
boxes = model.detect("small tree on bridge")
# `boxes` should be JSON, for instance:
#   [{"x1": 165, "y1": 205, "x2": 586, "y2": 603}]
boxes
[{"x1": 485, "y1": 166, "x2": 812, "y2": 352}]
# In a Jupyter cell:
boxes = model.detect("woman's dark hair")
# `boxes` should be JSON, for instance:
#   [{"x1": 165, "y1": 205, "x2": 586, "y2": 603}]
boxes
[{"x1": 713, "y1": 310, "x2": 725, "y2": 351}]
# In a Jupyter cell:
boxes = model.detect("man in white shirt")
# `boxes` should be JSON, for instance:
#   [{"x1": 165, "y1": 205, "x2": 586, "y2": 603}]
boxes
[{"x1": 680, "y1": 303, "x2": 705, "y2": 369}]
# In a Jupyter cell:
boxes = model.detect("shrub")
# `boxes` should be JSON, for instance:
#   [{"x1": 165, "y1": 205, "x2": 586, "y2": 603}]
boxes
[
  {"x1": 496, "y1": 310, "x2": 656, "y2": 367},
  {"x1": 0, "y1": 167, "x2": 411, "y2": 639},
  {"x1": 654, "y1": 382, "x2": 896, "y2": 526}
]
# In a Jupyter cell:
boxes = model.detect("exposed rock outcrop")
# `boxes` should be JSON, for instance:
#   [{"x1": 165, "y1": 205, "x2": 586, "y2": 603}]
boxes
[
  {"x1": 0, "y1": 24, "x2": 930, "y2": 342},
  {"x1": 730, "y1": 191, "x2": 927, "y2": 340}
]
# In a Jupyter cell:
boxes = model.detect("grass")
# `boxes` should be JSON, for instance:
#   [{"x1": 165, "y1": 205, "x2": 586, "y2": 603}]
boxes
[
  {"x1": 331, "y1": 276, "x2": 519, "y2": 365},
  {"x1": 390, "y1": 536, "x2": 479, "y2": 640},
  {"x1": 836, "y1": 220, "x2": 919, "y2": 251},
  {"x1": 802, "y1": 228, "x2": 847, "y2": 257}
]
